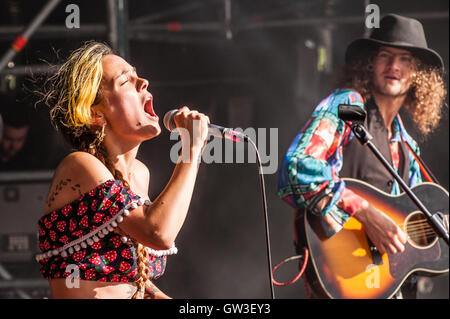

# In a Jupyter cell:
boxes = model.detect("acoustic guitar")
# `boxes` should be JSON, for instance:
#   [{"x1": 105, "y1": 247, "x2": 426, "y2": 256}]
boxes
[{"x1": 302, "y1": 178, "x2": 449, "y2": 299}]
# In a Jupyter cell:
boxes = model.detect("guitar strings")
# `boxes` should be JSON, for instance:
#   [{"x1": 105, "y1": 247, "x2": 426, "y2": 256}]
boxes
[
  {"x1": 404, "y1": 227, "x2": 433, "y2": 234},
  {"x1": 402, "y1": 219, "x2": 433, "y2": 226},
  {"x1": 398, "y1": 219, "x2": 439, "y2": 230},
  {"x1": 378, "y1": 215, "x2": 447, "y2": 243},
  {"x1": 407, "y1": 231, "x2": 436, "y2": 239},
  {"x1": 408, "y1": 230, "x2": 437, "y2": 240},
  {"x1": 406, "y1": 223, "x2": 438, "y2": 231},
  {"x1": 408, "y1": 234, "x2": 436, "y2": 241},
  {"x1": 408, "y1": 234, "x2": 437, "y2": 242},
  {"x1": 395, "y1": 215, "x2": 448, "y2": 227},
  {"x1": 401, "y1": 219, "x2": 438, "y2": 240},
  {"x1": 406, "y1": 223, "x2": 434, "y2": 230}
]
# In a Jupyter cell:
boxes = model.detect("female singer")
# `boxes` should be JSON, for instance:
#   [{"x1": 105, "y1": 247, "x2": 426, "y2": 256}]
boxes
[{"x1": 35, "y1": 41, "x2": 209, "y2": 299}]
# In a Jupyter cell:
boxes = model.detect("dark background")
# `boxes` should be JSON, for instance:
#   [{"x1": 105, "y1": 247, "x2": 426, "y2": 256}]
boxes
[{"x1": 0, "y1": 0, "x2": 448, "y2": 299}]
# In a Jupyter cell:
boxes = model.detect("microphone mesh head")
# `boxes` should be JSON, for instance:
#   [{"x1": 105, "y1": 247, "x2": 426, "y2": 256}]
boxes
[
  {"x1": 163, "y1": 109, "x2": 179, "y2": 132},
  {"x1": 338, "y1": 104, "x2": 366, "y2": 122}
]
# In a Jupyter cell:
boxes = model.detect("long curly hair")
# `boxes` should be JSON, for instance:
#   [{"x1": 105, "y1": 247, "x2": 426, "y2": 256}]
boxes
[
  {"x1": 334, "y1": 47, "x2": 447, "y2": 137},
  {"x1": 36, "y1": 41, "x2": 148, "y2": 299}
]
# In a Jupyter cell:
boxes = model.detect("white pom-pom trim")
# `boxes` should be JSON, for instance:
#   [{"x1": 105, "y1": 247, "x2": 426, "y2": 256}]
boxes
[{"x1": 146, "y1": 244, "x2": 178, "y2": 257}]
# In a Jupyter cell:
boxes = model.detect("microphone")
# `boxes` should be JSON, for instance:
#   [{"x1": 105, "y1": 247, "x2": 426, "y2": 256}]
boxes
[
  {"x1": 163, "y1": 109, "x2": 248, "y2": 143},
  {"x1": 338, "y1": 104, "x2": 372, "y2": 145},
  {"x1": 338, "y1": 104, "x2": 367, "y2": 123}
]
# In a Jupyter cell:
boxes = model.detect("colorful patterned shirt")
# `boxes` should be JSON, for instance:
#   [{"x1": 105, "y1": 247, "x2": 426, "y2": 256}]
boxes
[{"x1": 278, "y1": 89, "x2": 422, "y2": 236}]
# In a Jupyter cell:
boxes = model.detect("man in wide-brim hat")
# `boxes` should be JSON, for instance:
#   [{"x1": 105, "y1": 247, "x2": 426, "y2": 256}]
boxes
[
  {"x1": 341, "y1": 13, "x2": 445, "y2": 138},
  {"x1": 278, "y1": 14, "x2": 447, "y2": 298}
]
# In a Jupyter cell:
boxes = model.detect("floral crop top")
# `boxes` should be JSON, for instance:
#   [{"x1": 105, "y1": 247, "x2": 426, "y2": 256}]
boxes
[{"x1": 36, "y1": 180, "x2": 167, "y2": 282}]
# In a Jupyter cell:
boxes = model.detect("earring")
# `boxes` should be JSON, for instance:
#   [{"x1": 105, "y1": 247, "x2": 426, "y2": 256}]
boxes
[
  {"x1": 95, "y1": 123, "x2": 106, "y2": 146},
  {"x1": 89, "y1": 123, "x2": 105, "y2": 151}
]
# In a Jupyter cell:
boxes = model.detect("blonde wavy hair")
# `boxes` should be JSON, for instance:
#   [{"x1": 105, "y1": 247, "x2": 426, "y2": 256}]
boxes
[
  {"x1": 335, "y1": 47, "x2": 447, "y2": 137},
  {"x1": 37, "y1": 41, "x2": 149, "y2": 299}
]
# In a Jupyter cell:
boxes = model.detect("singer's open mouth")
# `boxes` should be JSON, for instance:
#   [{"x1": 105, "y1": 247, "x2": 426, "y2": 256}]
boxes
[{"x1": 144, "y1": 97, "x2": 159, "y2": 120}]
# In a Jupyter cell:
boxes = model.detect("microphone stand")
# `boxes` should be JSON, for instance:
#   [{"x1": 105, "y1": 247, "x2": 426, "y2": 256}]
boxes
[{"x1": 343, "y1": 118, "x2": 449, "y2": 245}]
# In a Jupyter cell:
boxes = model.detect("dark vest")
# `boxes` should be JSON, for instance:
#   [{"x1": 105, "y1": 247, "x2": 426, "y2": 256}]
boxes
[{"x1": 340, "y1": 98, "x2": 410, "y2": 193}]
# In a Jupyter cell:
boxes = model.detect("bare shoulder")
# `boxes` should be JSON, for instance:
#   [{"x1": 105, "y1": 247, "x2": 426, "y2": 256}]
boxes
[
  {"x1": 44, "y1": 152, "x2": 114, "y2": 214},
  {"x1": 55, "y1": 151, "x2": 114, "y2": 186}
]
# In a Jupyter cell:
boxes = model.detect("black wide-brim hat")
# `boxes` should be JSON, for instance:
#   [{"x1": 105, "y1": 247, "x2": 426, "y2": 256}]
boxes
[{"x1": 345, "y1": 14, "x2": 444, "y2": 70}]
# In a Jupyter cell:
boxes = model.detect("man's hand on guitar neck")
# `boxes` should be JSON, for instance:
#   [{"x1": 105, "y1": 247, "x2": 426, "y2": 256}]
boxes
[{"x1": 354, "y1": 200, "x2": 408, "y2": 255}]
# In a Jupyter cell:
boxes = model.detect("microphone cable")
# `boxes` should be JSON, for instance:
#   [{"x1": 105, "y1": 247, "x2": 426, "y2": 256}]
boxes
[
  {"x1": 246, "y1": 137, "x2": 275, "y2": 299},
  {"x1": 164, "y1": 110, "x2": 275, "y2": 298}
]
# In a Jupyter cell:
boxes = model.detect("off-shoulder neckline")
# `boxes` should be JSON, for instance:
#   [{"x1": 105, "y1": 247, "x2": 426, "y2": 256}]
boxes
[{"x1": 40, "y1": 179, "x2": 131, "y2": 220}]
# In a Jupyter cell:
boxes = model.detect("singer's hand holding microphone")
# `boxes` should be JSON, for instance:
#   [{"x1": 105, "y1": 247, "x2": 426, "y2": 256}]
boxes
[
  {"x1": 164, "y1": 107, "x2": 249, "y2": 143},
  {"x1": 167, "y1": 106, "x2": 210, "y2": 161}
]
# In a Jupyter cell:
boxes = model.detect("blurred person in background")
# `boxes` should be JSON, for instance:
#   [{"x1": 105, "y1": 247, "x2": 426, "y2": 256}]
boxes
[{"x1": 0, "y1": 95, "x2": 31, "y2": 171}]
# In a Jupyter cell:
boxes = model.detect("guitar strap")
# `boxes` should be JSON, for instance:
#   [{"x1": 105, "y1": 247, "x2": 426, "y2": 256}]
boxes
[{"x1": 397, "y1": 116, "x2": 440, "y2": 185}]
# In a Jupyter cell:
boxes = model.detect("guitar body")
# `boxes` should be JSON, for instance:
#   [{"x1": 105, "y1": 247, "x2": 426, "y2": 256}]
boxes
[{"x1": 303, "y1": 178, "x2": 449, "y2": 299}]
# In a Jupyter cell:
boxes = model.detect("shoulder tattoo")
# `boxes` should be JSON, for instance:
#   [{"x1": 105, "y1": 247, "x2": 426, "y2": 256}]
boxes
[{"x1": 46, "y1": 178, "x2": 82, "y2": 208}]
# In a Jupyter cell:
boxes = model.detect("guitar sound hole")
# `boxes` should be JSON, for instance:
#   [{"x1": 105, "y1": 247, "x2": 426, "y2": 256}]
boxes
[{"x1": 405, "y1": 212, "x2": 438, "y2": 249}]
